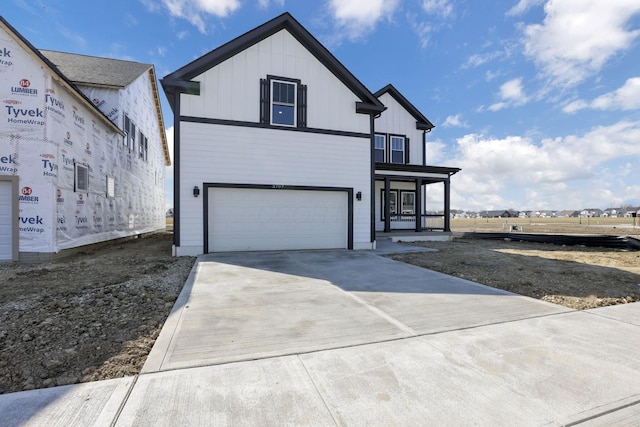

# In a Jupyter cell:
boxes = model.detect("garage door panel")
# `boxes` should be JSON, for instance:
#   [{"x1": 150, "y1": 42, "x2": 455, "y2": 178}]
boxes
[{"x1": 208, "y1": 188, "x2": 348, "y2": 252}]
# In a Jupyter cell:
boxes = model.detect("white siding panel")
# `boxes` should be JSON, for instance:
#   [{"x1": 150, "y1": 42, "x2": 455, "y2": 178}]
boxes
[
  {"x1": 0, "y1": 181, "x2": 13, "y2": 260},
  {"x1": 178, "y1": 122, "x2": 372, "y2": 252},
  {"x1": 209, "y1": 188, "x2": 347, "y2": 251},
  {"x1": 376, "y1": 93, "x2": 423, "y2": 165},
  {"x1": 180, "y1": 30, "x2": 370, "y2": 134}
]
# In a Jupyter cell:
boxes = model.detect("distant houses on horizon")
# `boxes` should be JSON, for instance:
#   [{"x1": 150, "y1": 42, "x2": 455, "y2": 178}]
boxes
[{"x1": 448, "y1": 207, "x2": 640, "y2": 219}]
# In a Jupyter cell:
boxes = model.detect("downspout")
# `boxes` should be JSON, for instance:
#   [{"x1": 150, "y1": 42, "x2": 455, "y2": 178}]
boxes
[
  {"x1": 370, "y1": 113, "x2": 377, "y2": 248},
  {"x1": 173, "y1": 92, "x2": 181, "y2": 250}
]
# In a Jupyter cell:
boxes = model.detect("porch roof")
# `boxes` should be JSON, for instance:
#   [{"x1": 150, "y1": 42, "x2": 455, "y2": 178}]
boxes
[{"x1": 375, "y1": 163, "x2": 461, "y2": 180}]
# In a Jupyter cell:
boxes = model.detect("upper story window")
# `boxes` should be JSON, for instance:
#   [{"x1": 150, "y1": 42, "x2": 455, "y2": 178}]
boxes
[
  {"x1": 271, "y1": 80, "x2": 296, "y2": 126},
  {"x1": 390, "y1": 136, "x2": 406, "y2": 164},
  {"x1": 260, "y1": 75, "x2": 307, "y2": 128},
  {"x1": 374, "y1": 134, "x2": 386, "y2": 162},
  {"x1": 123, "y1": 113, "x2": 136, "y2": 152}
]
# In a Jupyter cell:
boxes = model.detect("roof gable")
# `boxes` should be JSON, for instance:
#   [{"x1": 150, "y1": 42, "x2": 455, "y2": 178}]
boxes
[
  {"x1": 161, "y1": 12, "x2": 384, "y2": 114},
  {"x1": 374, "y1": 84, "x2": 434, "y2": 131},
  {"x1": 40, "y1": 50, "x2": 151, "y2": 89},
  {"x1": 0, "y1": 16, "x2": 123, "y2": 136}
]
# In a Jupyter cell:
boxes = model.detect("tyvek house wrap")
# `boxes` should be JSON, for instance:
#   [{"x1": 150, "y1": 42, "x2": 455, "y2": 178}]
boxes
[{"x1": 0, "y1": 27, "x2": 166, "y2": 254}]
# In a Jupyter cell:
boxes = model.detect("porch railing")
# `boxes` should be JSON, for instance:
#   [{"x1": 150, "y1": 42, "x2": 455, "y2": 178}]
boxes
[{"x1": 387, "y1": 214, "x2": 446, "y2": 231}]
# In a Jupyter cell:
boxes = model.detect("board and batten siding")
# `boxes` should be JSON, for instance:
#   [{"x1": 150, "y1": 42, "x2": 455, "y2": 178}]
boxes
[
  {"x1": 176, "y1": 122, "x2": 372, "y2": 255},
  {"x1": 375, "y1": 92, "x2": 424, "y2": 165},
  {"x1": 179, "y1": 29, "x2": 370, "y2": 135}
]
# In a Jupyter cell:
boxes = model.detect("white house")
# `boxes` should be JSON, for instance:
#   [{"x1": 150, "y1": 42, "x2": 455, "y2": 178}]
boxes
[
  {"x1": 162, "y1": 13, "x2": 459, "y2": 255},
  {"x1": 373, "y1": 84, "x2": 459, "y2": 234},
  {"x1": 0, "y1": 17, "x2": 170, "y2": 261}
]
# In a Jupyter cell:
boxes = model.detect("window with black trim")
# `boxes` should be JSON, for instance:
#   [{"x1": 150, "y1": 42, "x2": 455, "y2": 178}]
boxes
[
  {"x1": 123, "y1": 114, "x2": 131, "y2": 147},
  {"x1": 123, "y1": 113, "x2": 136, "y2": 152},
  {"x1": 75, "y1": 163, "x2": 89, "y2": 192},
  {"x1": 376, "y1": 134, "x2": 410, "y2": 164},
  {"x1": 375, "y1": 134, "x2": 386, "y2": 162},
  {"x1": 380, "y1": 189, "x2": 398, "y2": 219},
  {"x1": 391, "y1": 136, "x2": 405, "y2": 164},
  {"x1": 400, "y1": 191, "x2": 415, "y2": 214},
  {"x1": 138, "y1": 131, "x2": 148, "y2": 161},
  {"x1": 260, "y1": 75, "x2": 307, "y2": 128}
]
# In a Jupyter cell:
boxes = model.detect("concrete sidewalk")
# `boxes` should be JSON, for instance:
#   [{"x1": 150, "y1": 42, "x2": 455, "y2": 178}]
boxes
[{"x1": 2, "y1": 243, "x2": 640, "y2": 426}]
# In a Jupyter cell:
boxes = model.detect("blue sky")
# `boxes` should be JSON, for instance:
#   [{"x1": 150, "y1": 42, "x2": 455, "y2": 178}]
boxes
[{"x1": 5, "y1": 0, "x2": 640, "y2": 212}]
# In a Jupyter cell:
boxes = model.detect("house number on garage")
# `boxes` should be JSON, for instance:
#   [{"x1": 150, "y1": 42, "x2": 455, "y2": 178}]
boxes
[{"x1": 271, "y1": 185, "x2": 285, "y2": 189}]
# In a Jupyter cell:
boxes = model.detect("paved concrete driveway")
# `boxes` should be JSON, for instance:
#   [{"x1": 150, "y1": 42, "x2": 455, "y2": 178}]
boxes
[
  {"x1": 142, "y1": 249, "x2": 569, "y2": 372},
  {"x1": 3, "y1": 245, "x2": 640, "y2": 426}
]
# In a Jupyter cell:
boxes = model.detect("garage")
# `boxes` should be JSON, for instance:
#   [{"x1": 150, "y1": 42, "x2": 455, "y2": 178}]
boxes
[
  {"x1": 0, "y1": 178, "x2": 17, "y2": 261},
  {"x1": 206, "y1": 186, "x2": 351, "y2": 252}
]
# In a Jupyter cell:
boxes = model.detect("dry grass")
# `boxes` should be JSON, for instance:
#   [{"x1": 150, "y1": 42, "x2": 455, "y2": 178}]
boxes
[{"x1": 451, "y1": 217, "x2": 640, "y2": 236}]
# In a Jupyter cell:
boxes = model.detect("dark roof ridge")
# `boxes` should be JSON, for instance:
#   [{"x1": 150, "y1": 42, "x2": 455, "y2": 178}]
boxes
[
  {"x1": 374, "y1": 83, "x2": 435, "y2": 131},
  {"x1": 161, "y1": 12, "x2": 384, "y2": 113}
]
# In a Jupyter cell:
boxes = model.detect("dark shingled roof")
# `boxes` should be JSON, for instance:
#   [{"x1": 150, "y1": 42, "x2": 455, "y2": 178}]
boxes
[{"x1": 40, "y1": 50, "x2": 151, "y2": 88}]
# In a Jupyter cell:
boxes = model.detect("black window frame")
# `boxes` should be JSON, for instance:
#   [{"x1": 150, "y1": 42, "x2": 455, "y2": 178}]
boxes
[
  {"x1": 390, "y1": 135, "x2": 406, "y2": 164},
  {"x1": 375, "y1": 133, "x2": 410, "y2": 164},
  {"x1": 374, "y1": 133, "x2": 386, "y2": 162},
  {"x1": 400, "y1": 190, "x2": 416, "y2": 215},
  {"x1": 260, "y1": 75, "x2": 307, "y2": 128},
  {"x1": 380, "y1": 189, "x2": 398, "y2": 220},
  {"x1": 138, "y1": 131, "x2": 148, "y2": 161}
]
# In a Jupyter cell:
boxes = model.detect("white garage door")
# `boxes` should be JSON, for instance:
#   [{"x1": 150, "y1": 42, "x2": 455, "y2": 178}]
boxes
[
  {"x1": 0, "y1": 181, "x2": 14, "y2": 260},
  {"x1": 208, "y1": 187, "x2": 348, "y2": 252}
]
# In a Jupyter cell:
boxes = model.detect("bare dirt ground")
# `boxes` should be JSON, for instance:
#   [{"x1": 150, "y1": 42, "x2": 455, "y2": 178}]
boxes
[
  {"x1": 392, "y1": 238, "x2": 640, "y2": 310},
  {"x1": 1, "y1": 230, "x2": 639, "y2": 396},
  {"x1": 0, "y1": 232, "x2": 194, "y2": 395}
]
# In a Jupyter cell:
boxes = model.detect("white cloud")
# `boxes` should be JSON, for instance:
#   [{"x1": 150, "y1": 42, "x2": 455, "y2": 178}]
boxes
[
  {"x1": 424, "y1": 140, "x2": 446, "y2": 164},
  {"x1": 161, "y1": 0, "x2": 241, "y2": 33},
  {"x1": 563, "y1": 77, "x2": 640, "y2": 113},
  {"x1": 422, "y1": 0, "x2": 453, "y2": 18},
  {"x1": 591, "y1": 77, "x2": 640, "y2": 110},
  {"x1": 462, "y1": 51, "x2": 502, "y2": 69},
  {"x1": 523, "y1": 0, "x2": 640, "y2": 87},
  {"x1": 488, "y1": 102, "x2": 507, "y2": 112},
  {"x1": 448, "y1": 120, "x2": 640, "y2": 210},
  {"x1": 506, "y1": 0, "x2": 544, "y2": 16},
  {"x1": 408, "y1": 18, "x2": 434, "y2": 49},
  {"x1": 327, "y1": 0, "x2": 400, "y2": 42},
  {"x1": 258, "y1": 0, "x2": 285, "y2": 8},
  {"x1": 562, "y1": 99, "x2": 588, "y2": 114},
  {"x1": 407, "y1": 0, "x2": 454, "y2": 48},
  {"x1": 499, "y1": 77, "x2": 525, "y2": 101},
  {"x1": 442, "y1": 114, "x2": 468, "y2": 128},
  {"x1": 488, "y1": 78, "x2": 528, "y2": 111}
]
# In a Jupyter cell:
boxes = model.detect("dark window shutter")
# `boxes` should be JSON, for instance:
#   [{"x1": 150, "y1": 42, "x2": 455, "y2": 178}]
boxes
[
  {"x1": 297, "y1": 84, "x2": 307, "y2": 128},
  {"x1": 259, "y1": 78, "x2": 269, "y2": 124},
  {"x1": 405, "y1": 138, "x2": 410, "y2": 164}
]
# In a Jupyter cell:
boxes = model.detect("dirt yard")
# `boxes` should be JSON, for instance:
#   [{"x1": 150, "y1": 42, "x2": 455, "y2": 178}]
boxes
[
  {"x1": 1, "y1": 234, "x2": 639, "y2": 395},
  {"x1": 392, "y1": 239, "x2": 640, "y2": 310},
  {"x1": 0, "y1": 233, "x2": 194, "y2": 395}
]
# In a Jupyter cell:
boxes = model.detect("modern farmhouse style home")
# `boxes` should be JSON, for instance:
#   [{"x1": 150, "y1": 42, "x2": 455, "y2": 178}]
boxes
[{"x1": 162, "y1": 12, "x2": 459, "y2": 255}]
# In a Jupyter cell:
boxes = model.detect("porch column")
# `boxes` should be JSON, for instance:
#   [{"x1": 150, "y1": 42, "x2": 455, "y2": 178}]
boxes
[
  {"x1": 415, "y1": 178, "x2": 423, "y2": 232},
  {"x1": 384, "y1": 176, "x2": 391, "y2": 233},
  {"x1": 444, "y1": 178, "x2": 451, "y2": 232}
]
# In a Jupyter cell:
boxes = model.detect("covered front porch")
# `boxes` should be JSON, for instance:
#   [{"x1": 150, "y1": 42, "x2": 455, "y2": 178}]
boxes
[{"x1": 374, "y1": 163, "x2": 460, "y2": 235}]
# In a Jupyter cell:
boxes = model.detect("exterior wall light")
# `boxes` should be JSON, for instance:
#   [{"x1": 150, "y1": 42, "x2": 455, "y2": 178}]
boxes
[
  {"x1": 356, "y1": 191, "x2": 362, "y2": 201},
  {"x1": 193, "y1": 186, "x2": 200, "y2": 197}
]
